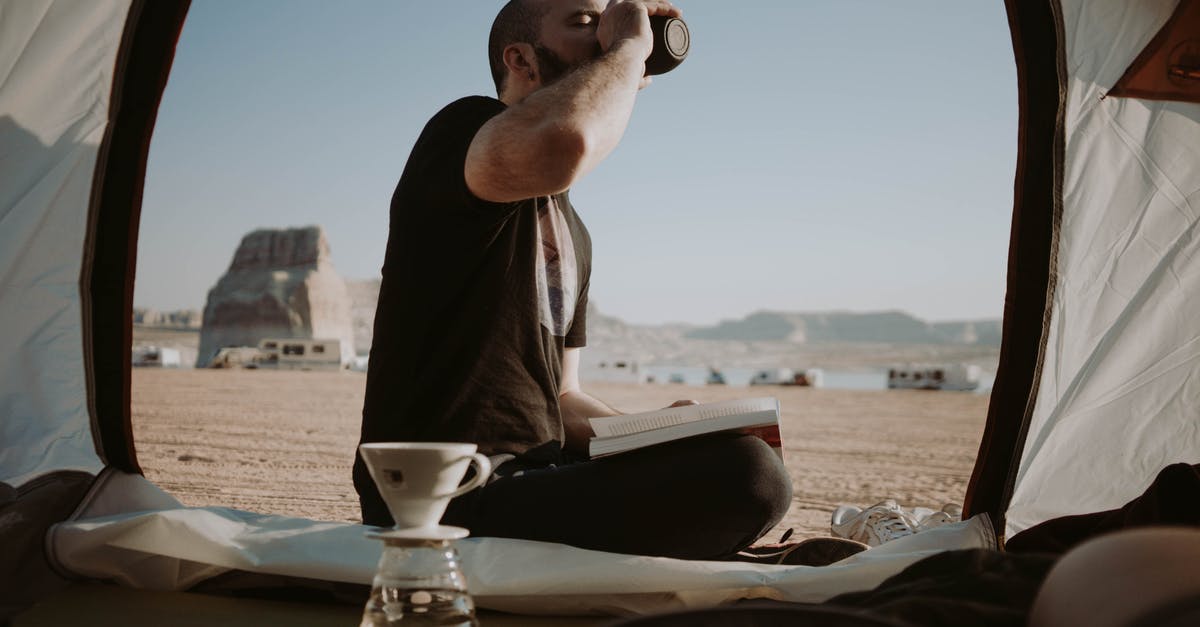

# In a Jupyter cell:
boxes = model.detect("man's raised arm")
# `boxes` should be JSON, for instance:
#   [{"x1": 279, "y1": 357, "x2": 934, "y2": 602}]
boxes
[{"x1": 466, "y1": 1, "x2": 680, "y2": 203}]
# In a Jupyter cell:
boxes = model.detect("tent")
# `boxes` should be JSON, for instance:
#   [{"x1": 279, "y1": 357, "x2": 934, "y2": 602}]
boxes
[{"x1": 2, "y1": 0, "x2": 1198, "y2": 623}]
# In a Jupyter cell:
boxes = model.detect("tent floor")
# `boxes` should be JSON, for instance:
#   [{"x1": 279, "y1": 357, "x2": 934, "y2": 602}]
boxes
[{"x1": 13, "y1": 583, "x2": 608, "y2": 626}]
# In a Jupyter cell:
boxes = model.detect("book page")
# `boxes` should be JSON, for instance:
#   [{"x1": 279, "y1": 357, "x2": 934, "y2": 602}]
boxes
[{"x1": 589, "y1": 397, "x2": 778, "y2": 438}]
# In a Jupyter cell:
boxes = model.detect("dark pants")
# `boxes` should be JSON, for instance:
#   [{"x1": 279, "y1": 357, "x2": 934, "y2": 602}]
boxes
[{"x1": 357, "y1": 433, "x2": 793, "y2": 561}]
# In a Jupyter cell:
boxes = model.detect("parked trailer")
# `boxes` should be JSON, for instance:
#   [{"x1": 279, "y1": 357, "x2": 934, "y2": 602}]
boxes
[
  {"x1": 131, "y1": 346, "x2": 181, "y2": 368},
  {"x1": 749, "y1": 368, "x2": 824, "y2": 387},
  {"x1": 206, "y1": 346, "x2": 265, "y2": 369},
  {"x1": 257, "y1": 338, "x2": 344, "y2": 371},
  {"x1": 887, "y1": 364, "x2": 982, "y2": 391}
]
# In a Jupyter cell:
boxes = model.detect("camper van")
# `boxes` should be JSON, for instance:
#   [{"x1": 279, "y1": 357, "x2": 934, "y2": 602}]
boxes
[
  {"x1": 749, "y1": 368, "x2": 796, "y2": 386},
  {"x1": 206, "y1": 346, "x2": 265, "y2": 369},
  {"x1": 582, "y1": 358, "x2": 651, "y2": 384},
  {"x1": 256, "y1": 338, "x2": 344, "y2": 371},
  {"x1": 748, "y1": 368, "x2": 823, "y2": 386},
  {"x1": 887, "y1": 364, "x2": 982, "y2": 391},
  {"x1": 131, "y1": 346, "x2": 181, "y2": 368}
]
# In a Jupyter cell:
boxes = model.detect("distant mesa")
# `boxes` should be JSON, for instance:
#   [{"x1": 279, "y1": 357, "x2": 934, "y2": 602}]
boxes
[
  {"x1": 682, "y1": 310, "x2": 1001, "y2": 346},
  {"x1": 580, "y1": 304, "x2": 1002, "y2": 381},
  {"x1": 196, "y1": 225, "x2": 356, "y2": 368}
]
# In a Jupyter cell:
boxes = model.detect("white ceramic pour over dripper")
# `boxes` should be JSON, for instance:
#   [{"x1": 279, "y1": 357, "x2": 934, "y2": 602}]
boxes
[{"x1": 359, "y1": 442, "x2": 492, "y2": 539}]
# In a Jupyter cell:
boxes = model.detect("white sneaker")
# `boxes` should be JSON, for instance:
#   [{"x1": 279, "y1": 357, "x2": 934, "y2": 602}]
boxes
[
  {"x1": 830, "y1": 499, "x2": 917, "y2": 546},
  {"x1": 914, "y1": 502, "x2": 963, "y2": 532}
]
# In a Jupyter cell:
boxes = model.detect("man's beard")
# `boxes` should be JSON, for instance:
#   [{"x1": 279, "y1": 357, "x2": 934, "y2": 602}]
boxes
[{"x1": 533, "y1": 43, "x2": 600, "y2": 86}]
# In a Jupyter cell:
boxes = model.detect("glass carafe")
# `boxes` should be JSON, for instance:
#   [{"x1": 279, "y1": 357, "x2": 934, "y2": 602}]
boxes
[{"x1": 360, "y1": 537, "x2": 478, "y2": 627}]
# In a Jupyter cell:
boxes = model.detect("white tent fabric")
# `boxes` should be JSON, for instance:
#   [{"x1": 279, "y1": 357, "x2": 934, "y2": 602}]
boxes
[
  {"x1": 47, "y1": 471, "x2": 995, "y2": 615},
  {"x1": 1009, "y1": 0, "x2": 1200, "y2": 537},
  {"x1": 0, "y1": 0, "x2": 131, "y2": 487}
]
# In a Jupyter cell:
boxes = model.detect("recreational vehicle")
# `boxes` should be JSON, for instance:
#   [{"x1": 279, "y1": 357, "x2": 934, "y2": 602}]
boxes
[
  {"x1": 130, "y1": 346, "x2": 181, "y2": 368},
  {"x1": 206, "y1": 346, "x2": 265, "y2": 369},
  {"x1": 257, "y1": 338, "x2": 344, "y2": 370},
  {"x1": 583, "y1": 358, "x2": 649, "y2": 384},
  {"x1": 749, "y1": 368, "x2": 796, "y2": 386},
  {"x1": 887, "y1": 364, "x2": 982, "y2": 391},
  {"x1": 748, "y1": 368, "x2": 822, "y2": 386}
]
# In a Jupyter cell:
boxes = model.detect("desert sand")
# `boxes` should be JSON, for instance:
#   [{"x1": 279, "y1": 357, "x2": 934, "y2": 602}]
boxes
[{"x1": 132, "y1": 369, "x2": 989, "y2": 540}]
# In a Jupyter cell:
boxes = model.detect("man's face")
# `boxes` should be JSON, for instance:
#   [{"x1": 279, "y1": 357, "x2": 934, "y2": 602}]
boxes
[{"x1": 532, "y1": 0, "x2": 606, "y2": 85}]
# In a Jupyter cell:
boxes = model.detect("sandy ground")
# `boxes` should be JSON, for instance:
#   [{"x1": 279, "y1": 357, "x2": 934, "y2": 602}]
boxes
[{"x1": 132, "y1": 369, "x2": 988, "y2": 540}]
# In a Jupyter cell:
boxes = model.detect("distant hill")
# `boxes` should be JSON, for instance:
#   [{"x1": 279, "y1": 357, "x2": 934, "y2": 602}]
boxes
[
  {"x1": 142, "y1": 284, "x2": 1000, "y2": 371},
  {"x1": 340, "y1": 294, "x2": 1000, "y2": 352},
  {"x1": 930, "y1": 319, "x2": 1003, "y2": 346},
  {"x1": 683, "y1": 310, "x2": 1001, "y2": 346},
  {"x1": 582, "y1": 305, "x2": 1001, "y2": 371}
]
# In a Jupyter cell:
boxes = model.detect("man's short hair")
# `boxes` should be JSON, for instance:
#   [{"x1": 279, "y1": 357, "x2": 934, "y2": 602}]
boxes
[{"x1": 488, "y1": 0, "x2": 547, "y2": 96}]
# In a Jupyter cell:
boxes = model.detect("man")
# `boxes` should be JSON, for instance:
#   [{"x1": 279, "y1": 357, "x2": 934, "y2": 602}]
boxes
[{"x1": 354, "y1": 0, "x2": 792, "y2": 560}]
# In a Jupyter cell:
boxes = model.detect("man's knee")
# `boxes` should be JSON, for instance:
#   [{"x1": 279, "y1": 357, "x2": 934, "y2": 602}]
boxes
[
  {"x1": 667, "y1": 434, "x2": 792, "y2": 557},
  {"x1": 718, "y1": 434, "x2": 793, "y2": 524},
  {"x1": 671, "y1": 433, "x2": 792, "y2": 528}
]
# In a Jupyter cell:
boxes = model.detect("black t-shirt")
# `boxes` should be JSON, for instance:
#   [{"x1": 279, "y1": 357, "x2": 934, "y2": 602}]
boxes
[{"x1": 361, "y1": 96, "x2": 591, "y2": 464}]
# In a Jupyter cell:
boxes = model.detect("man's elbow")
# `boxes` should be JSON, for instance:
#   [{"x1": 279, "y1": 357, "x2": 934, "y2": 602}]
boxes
[
  {"x1": 538, "y1": 127, "x2": 591, "y2": 192},
  {"x1": 464, "y1": 128, "x2": 593, "y2": 202},
  {"x1": 558, "y1": 385, "x2": 581, "y2": 400}
]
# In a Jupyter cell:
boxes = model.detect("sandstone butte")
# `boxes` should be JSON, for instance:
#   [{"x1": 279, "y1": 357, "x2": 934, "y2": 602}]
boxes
[{"x1": 197, "y1": 225, "x2": 356, "y2": 368}]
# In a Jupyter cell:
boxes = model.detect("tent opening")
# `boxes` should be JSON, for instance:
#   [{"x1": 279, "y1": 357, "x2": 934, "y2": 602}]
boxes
[{"x1": 131, "y1": 2, "x2": 1015, "y2": 537}]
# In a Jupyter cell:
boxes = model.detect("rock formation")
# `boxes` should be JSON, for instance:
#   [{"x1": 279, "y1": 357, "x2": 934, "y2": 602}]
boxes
[{"x1": 196, "y1": 226, "x2": 355, "y2": 367}]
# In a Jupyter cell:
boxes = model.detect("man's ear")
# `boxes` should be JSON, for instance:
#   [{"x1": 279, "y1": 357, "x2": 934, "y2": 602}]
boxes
[{"x1": 503, "y1": 42, "x2": 538, "y2": 84}]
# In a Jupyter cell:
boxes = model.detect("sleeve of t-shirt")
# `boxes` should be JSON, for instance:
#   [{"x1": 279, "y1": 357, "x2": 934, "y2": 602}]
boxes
[
  {"x1": 565, "y1": 275, "x2": 588, "y2": 348},
  {"x1": 410, "y1": 96, "x2": 516, "y2": 222}
]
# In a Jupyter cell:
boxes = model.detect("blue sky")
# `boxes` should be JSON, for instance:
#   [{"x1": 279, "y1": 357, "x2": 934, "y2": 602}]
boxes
[{"x1": 136, "y1": 1, "x2": 1017, "y2": 325}]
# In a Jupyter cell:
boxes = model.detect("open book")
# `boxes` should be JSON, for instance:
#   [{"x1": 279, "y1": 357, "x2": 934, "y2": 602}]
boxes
[{"x1": 588, "y1": 397, "x2": 782, "y2": 459}]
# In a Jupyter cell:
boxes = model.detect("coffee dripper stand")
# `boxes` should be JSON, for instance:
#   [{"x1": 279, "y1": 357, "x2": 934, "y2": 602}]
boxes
[{"x1": 360, "y1": 522, "x2": 477, "y2": 627}]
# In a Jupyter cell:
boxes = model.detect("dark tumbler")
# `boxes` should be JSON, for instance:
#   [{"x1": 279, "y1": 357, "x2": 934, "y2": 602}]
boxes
[{"x1": 645, "y1": 15, "x2": 690, "y2": 76}]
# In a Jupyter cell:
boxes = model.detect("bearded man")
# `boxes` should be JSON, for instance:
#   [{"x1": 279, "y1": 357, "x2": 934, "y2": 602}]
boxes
[{"x1": 354, "y1": 0, "x2": 792, "y2": 560}]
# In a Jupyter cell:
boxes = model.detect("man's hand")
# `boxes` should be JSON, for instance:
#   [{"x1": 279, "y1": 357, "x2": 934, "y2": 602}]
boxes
[
  {"x1": 598, "y1": 1, "x2": 681, "y2": 56},
  {"x1": 563, "y1": 411, "x2": 596, "y2": 457},
  {"x1": 598, "y1": 1, "x2": 682, "y2": 89},
  {"x1": 564, "y1": 398, "x2": 698, "y2": 458}
]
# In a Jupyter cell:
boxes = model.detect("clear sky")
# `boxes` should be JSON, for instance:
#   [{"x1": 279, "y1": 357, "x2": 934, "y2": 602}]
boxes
[{"x1": 136, "y1": 1, "x2": 1017, "y2": 326}]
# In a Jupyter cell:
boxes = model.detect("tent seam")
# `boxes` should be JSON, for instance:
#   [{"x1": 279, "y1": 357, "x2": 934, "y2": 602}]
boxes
[
  {"x1": 80, "y1": 0, "x2": 144, "y2": 472},
  {"x1": 997, "y1": 0, "x2": 1070, "y2": 543}
]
